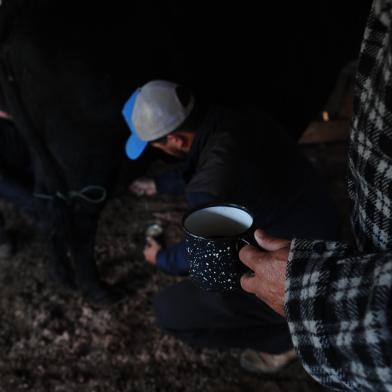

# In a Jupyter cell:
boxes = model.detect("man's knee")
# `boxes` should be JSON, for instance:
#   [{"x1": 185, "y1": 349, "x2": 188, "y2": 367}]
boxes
[
  {"x1": 153, "y1": 281, "x2": 204, "y2": 331},
  {"x1": 153, "y1": 290, "x2": 204, "y2": 347},
  {"x1": 153, "y1": 286, "x2": 180, "y2": 331}
]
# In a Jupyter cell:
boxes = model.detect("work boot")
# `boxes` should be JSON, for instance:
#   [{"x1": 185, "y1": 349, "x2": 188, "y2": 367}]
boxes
[{"x1": 240, "y1": 349, "x2": 297, "y2": 374}]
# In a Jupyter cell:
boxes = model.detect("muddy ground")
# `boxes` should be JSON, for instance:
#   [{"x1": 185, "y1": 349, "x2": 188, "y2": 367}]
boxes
[{"x1": 0, "y1": 141, "x2": 349, "y2": 392}]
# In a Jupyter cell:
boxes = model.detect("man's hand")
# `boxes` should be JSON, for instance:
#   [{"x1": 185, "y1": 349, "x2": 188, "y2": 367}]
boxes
[
  {"x1": 129, "y1": 177, "x2": 157, "y2": 196},
  {"x1": 0, "y1": 110, "x2": 11, "y2": 120},
  {"x1": 143, "y1": 237, "x2": 162, "y2": 265},
  {"x1": 239, "y1": 229, "x2": 291, "y2": 317}
]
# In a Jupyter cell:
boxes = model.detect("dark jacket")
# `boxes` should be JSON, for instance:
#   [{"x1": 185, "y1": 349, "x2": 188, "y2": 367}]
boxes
[{"x1": 155, "y1": 105, "x2": 339, "y2": 275}]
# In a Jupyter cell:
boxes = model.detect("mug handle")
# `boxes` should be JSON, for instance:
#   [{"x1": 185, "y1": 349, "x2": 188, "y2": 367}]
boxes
[
  {"x1": 236, "y1": 237, "x2": 264, "y2": 275},
  {"x1": 236, "y1": 238, "x2": 255, "y2": 275},
  {"x1": 236, "y1": 237, "x2": 250, "y2": 252}
]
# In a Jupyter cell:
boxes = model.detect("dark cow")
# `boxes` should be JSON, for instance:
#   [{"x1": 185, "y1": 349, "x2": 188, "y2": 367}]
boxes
[
  {"x1": 0, "y1": 1, "x2": 176, "y2": 304},
  {"x1": 0, "y1": 0, "x2": 371, "y2": 304}
]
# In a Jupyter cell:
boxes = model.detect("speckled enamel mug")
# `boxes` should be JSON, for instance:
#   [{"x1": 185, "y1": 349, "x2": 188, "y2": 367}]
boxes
[{"x1": 183, "y1": 203, "x2": 254, "y2": 292}]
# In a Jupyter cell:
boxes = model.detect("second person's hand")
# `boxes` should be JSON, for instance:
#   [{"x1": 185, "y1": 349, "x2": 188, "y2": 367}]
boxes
[
  {"x1": 239, "y1": 229, "x2": 291, "y2": 317},
  {"x1": 129, "y1": 177, "x2": 157, "y2": 196}
]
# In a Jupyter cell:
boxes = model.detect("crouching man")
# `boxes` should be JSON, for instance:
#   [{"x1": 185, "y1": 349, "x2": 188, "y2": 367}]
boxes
[{"x1": 123, "y1": 80, "x2": 340, "y2": 373}]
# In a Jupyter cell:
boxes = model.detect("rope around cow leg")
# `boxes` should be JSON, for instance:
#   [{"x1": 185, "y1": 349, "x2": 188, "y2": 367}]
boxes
[{"x1": 33, "y1": 185, "x2": 107, "y2": 204}]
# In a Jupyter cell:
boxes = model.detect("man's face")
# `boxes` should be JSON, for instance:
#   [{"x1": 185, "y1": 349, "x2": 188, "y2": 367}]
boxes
[
  {"x1": 151, "y1": 141, "x2": 187, "y2": 158},
  {"x1": 151, "y1": 133, "x2": 190, "y2": 158}
]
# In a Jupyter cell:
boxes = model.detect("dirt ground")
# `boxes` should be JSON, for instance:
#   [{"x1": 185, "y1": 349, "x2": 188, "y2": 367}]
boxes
[{"x1": 0, "y1": 140, "x2": 350, "y2": 392}]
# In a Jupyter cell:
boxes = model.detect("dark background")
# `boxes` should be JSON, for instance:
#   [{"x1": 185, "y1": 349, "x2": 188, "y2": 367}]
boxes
[
  {"x1": 161, "y1": 1, "x2": 372, "y2": 137},
  {"x1": 114, "y1": 1, "x2": 372, "y2": 138},
  {"x1": 2, "y1": 0, "x2": 371, "y2": 139}
]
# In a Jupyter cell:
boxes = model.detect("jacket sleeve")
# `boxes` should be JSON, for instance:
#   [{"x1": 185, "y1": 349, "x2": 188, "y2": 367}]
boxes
[
  {"x1": 285, "y1": 239, "x2": 392, "y2": 391},
  {"x1": 156, "y1": 241, "x2": 188, "y2": 276}
]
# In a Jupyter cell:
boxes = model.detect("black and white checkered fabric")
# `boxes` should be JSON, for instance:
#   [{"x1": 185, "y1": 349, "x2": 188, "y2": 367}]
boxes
[{"x1": 285, "y1": 1, "x2": 392, "y2": 390}]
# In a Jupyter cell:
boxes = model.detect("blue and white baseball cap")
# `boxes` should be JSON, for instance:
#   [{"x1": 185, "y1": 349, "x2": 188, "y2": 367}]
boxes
[{"x1": 122, "y1": 80, "x2": 195, "y2": 160}]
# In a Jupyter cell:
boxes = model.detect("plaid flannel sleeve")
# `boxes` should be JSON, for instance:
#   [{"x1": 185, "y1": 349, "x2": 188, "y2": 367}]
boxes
[{"x1": 285, "y1": 239, "x2": 392, "y2": 391}]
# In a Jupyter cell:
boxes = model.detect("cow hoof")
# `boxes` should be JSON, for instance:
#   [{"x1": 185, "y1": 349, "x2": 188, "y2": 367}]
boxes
[
  {"x1": 0, "y1": 241, "x2": 12, "y2": 260},
  {"x1": 84, "y1": 283, "x2": 125, "y2": 306}
]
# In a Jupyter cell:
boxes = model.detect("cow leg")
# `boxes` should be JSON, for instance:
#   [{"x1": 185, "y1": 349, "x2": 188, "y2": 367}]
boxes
[
  {"x1": 0, "y1": 212, "x2": 11, "y2": 259},
  {"x1": 0, "y1": 176, "x2": 33, "y2": 259},
  {"x1": 40, "y1": 202, "x2": 76, "y2": 290},
  {"x1": 31, "y1": 167, "x2": 76, "y2": 292},
  {"x1": 69, "y1": 206, "x2": 122, "y2": 305},
  {"x1": 47, "y1": 228, "x2": 76, "y2": 290},
  {"x1": 0, "y1": 175, "x2": 34, "y2": 214},
  {"x1": 0, "y1": 173, "x2": 76, "y2": 286}
]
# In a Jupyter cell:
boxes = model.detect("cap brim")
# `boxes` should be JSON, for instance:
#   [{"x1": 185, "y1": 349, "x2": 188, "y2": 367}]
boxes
[
  {"x1": 125, "y1": 134, "x2": 148, "y2": 160},
  {"x1": 123, "y1": 88, "x2": 148, "y2": 160}
]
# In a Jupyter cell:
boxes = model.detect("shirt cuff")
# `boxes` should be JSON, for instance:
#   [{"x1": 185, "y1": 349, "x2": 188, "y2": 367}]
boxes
[{"x1": 156, "y1": 249, "x2": 170, "y2": 274}]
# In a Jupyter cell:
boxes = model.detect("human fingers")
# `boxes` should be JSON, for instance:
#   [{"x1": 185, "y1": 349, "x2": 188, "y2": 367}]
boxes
[
  {"x1": 239, "y1": 244, "x2": 268, "y2": 272},
  {"x1": 240, "y1": 262, "x2": 286, "y2": 317},
  {"x1": 254, "y1": 229, "x2": 290, "y2": 251},
  {"x1": 240, "y1": 272, "x2": 259, "y2": 296}
]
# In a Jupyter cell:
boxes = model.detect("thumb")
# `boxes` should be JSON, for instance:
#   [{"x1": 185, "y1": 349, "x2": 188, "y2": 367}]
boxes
[{"x1": 254, "y1": 229, "x2": 289, "y2": 251}]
